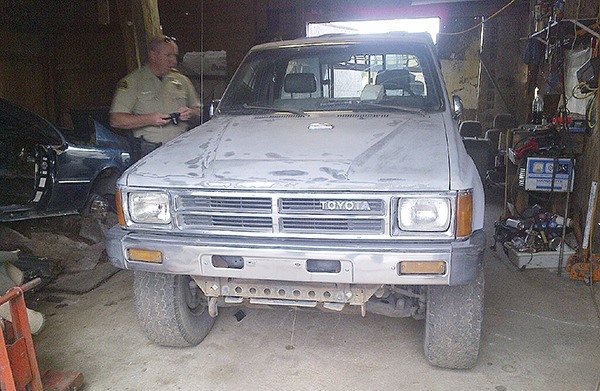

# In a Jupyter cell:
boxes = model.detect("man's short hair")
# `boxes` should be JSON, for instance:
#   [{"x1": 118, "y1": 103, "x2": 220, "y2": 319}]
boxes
[{"x1": 148, "y1": 36, "x2": 176, "y2": 52}]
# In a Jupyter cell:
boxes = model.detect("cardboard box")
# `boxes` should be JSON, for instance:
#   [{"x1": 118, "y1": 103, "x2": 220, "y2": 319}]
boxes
[{"x1": 181, "y1": 51, "x2": 227, "y2": 77}]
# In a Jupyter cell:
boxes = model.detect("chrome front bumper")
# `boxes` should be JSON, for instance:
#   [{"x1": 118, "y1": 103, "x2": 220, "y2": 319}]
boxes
[{"x1": 105, "y1": 225, "x2": 484, "y2": 286}]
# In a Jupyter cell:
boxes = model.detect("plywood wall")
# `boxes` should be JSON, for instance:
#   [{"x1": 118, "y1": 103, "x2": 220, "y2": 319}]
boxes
[{"x1": 0, "y1": 31, "x2": 51, "y2": 119}]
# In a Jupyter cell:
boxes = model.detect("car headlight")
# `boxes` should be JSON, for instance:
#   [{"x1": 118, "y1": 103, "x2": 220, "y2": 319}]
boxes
[
  {"x1": 398, "y1": 197, "x2": 451, "y2": 232},
  {"x1": 128, "y1": 192, "x2": 171, "y2": 224}
]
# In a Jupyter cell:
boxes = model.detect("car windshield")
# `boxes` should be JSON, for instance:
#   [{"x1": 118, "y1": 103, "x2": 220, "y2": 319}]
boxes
[
  {"x1": 0, "y1": 100, "x2": 63, "y2": 145},
  {"x1": 219, "y1": 41, "x2": 444, "y2": 115}
]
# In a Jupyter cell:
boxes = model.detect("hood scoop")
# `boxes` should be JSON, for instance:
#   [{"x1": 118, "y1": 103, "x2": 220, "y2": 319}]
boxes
[
  {"x1": 337, "y1": 113, "x2": 389, "y2": 119},
  {"x1": 254, "y1": 114, "x2": 308, "y2": 119}
]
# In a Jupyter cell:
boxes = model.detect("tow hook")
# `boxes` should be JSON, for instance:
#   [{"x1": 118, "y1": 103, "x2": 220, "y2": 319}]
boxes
[{"x1": 208, "y1": 297, "x2": 219, "y2": 317}]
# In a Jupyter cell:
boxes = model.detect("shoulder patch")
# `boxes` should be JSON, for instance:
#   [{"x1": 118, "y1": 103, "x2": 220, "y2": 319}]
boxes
[
  {"x1": 171, "y1": 78, "x2": 183, "y2": 90},
  {"x1": 118, "y1": 80, "x2": 129, "y2": 91}
]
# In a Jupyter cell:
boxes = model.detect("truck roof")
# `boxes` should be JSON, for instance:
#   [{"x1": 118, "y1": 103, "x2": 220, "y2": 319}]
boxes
[{"x1": 250, "y1": 32, "x2": 435, "y2": 52}]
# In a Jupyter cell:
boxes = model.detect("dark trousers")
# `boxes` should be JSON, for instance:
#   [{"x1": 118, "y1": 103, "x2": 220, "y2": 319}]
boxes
[{"x1": 130, "y1": 137, "x2": 162, "y2": 161}]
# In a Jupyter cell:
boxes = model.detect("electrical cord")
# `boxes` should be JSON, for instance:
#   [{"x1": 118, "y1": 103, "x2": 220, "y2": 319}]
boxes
[
  {"x1": 581, "y1": 8, "x2": 600, "y2": 391},
  {"x1": 585, "y1": 182, "x2": 600, "y2": 391},
  {"x1": 593, "y1": 62, "x2": 600, "y2": 310},
  {"x1": 570, "y1": 80, "x2": 597, "y2": 137},
  {"x1": 520, "y1": 248, "x2": 535, "y2": 271},
  {"x1": 438, "y1": 0, "x2": 517, "y2": 36},
  {"x1": 568, "y1": 0, "x2": 583, "y2": 51},
  {"x1": 587, "y1": 188, "x2": 600, "y2": 324},
  {"x1": 585, "y1": 93, "x2": 597, "y2": 135},
  {"x1": 508, "y1": 156, "x2": 524, "y2": 207},
  {"x1": 571, "y1": 81, "x2": 598, "y2": 100}
]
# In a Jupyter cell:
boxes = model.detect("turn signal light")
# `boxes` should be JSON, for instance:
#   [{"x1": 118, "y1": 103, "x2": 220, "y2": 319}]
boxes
[
  {"x1": 116, "y1": 189, "x2": 126, "y2": 227},
  {"x1": 127, "y1": 248, "x2": 163, "y2": 263},
  {"x1": 399, "y1": 261, "x2": 446, "y2": 275},
  {"x1": 456, "y1": 191, "x2": 473, "y2": 238}
]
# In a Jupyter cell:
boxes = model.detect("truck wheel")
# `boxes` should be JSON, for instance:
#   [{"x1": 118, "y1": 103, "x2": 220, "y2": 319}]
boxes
[
  {"x1": 81, "y1": 193, "x2": 110, "y2": 219},
  {"x1": 424, "y1": 269, "x2": 484, "y2": 369},
  {"x1": 133, "y1": 271, "x2": 215, "y2": 347}
]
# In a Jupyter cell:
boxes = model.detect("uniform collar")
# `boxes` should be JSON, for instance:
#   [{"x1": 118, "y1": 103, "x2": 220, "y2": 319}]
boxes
[{"x1": 143, "y1": 64, "x2": 177, "y2": 80}]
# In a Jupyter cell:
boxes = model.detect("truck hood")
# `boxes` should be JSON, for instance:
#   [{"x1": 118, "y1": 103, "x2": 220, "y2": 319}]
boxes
[{"x1": 123, "y1": 112, "x2": 451, "y2": 191}]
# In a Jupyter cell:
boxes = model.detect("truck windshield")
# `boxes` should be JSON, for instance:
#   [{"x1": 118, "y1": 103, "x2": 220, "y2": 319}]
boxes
[{"x1": 219, "y1": 41, "x2": 444, "y2": 115}]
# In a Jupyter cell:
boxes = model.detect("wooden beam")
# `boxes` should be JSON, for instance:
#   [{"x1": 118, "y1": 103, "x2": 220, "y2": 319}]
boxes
[
  {"x1": 134, "y1": 0, "x2": 162, "y2": 63},
  {"x1": 116, "y1": 0, "x2": 140, "y2": 72},
  {"x1": 115, "y1": 0, "x2": 162, "y2": 72}
]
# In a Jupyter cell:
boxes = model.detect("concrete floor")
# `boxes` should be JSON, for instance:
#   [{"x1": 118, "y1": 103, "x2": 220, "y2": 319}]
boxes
[{"x1": 31, "y1": 192, "x2": 600, "y2": 391}]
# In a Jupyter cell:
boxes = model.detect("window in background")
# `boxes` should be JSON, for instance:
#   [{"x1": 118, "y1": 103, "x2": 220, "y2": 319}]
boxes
[{"x1": 307, "y1": 18, "x2": 440, "y2": 43}]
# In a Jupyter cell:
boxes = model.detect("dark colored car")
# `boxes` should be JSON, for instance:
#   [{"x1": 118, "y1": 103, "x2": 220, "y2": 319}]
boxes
[{"x1": 0, "y1": 98, "x2": 133, "y2": 222}]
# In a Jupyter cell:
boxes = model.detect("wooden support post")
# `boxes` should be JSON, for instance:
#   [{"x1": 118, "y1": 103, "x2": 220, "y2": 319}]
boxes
[{"x1": 115, "y1": 0, "x2": 162, "y2": 73}]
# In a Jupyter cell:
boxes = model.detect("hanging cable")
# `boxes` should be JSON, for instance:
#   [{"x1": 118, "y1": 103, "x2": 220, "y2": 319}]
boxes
[
  {"x1": 585, "y1": 93, "x2": 597, "y2": 135},
  {"x1": 572, "y1": 81, "x2": 598, "y2": 100},
  {"x1": 438, "y1": 0, "x2": 517, "y2": 36},
  {"x1": 200, "y1": 0, "x2": 205, "y2": 122},
  {"x1": 586, "y1": 182, "x2": 600, "y2": 322}
]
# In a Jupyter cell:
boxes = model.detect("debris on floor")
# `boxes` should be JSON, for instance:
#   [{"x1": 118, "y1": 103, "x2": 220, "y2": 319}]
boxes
[
  {"x1": 0, "y1": 250, "x2": 24, "y2": 291},
  {"x1": 234, "y1": 309, "x2": 246, "y2": 321},
  {"x1": 46, "y1": 262, "x2": 120, "y2": 295},
  {"x1": 0, "y1": 223, "x2": 103, "y2": 272},
  {"x1": 492, "y1": 204, "x2": 579, "y2": 270},
  {"x1": 0, "y1": 214, "x2": 120, "y2": 296},
  {"x1": 0, "y1": 278, "x2": 84, "y2": 390},
  {"x1": 0, "y1": 251, "x2": 46, "y2": 334},
  {"x1": 566, "y1": 254, "x2": 600, "y2": 284},
  {"x1": 0, "y1": 302, "x2": 45, "y2": 334}
]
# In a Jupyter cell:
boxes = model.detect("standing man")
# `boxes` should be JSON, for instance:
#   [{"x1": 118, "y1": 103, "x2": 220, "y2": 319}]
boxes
[{"x1": 110, "y1": 36, "x2": 201, "y2": 159}]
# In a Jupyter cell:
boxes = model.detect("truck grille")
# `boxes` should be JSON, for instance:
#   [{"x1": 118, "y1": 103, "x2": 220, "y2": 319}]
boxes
[
  {"x1": 181, "y1": 215, "x2": 273, "y2": 231},
  {"x1": 173, "y1": 192, "x2": 390, "y2": 238},
  {"x1": 280, "y1": 217, "x2": 384, "y2": 233},
  {"x1": 178, "y1": 195, "x2": 272, "y2": 212},
  {"x1": 280, "y1": 198, "x2": 384, "y2": 214}
]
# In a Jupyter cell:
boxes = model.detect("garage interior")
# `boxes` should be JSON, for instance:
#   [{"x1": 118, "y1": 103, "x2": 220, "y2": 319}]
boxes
[{"x1": 1, "y1": 0, "x2": 600, "y2": 390}]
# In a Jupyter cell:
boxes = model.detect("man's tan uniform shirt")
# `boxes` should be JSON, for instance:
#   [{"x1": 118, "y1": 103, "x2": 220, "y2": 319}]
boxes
[{"x1": 110, "y1": 65, "x2": 200, "y2": 144}]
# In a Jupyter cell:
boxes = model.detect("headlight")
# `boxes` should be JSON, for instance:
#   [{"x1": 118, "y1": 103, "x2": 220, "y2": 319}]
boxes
[
  {"x1": 128, "y1": 192, "x2": 171, "y2": 224},
  {"x1": 398, "y1": 197, "x2": 451, "y2": 232}
]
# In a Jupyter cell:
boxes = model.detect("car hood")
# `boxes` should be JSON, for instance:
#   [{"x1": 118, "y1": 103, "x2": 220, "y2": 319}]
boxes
[{"x1": 123, "y1": 112, "x2": 451, "y2": 191}]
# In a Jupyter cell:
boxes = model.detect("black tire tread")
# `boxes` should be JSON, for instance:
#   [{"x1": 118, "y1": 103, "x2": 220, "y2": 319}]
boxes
[
  {"x1": 424, "y1": 269, "x2": 484, "y2": 369},
  {"x1": 133, "y1": 271, "x2": 214, "y2": 347}
]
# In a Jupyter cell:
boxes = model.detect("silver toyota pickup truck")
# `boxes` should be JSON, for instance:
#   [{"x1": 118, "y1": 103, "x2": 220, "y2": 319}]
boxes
[{"x1": 106, "y1": 32, "x2": 485, "y2": 369}]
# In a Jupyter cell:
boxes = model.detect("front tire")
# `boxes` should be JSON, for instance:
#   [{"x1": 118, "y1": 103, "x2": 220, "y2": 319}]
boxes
[
  {"x1": 424, "y1": 269, "x2": 484, "y2": 369},
  {"x1": 81, "y1": 193, "x2": 110, "y2": 219},
  {"x1": 133, "y1": 271, "x2": 215, "y2": 347}
]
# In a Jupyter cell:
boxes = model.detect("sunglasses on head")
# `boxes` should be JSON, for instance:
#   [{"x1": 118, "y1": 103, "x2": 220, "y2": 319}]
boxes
[{"x1": 163, "y1": 36, "x2": 177, "y2": 43}]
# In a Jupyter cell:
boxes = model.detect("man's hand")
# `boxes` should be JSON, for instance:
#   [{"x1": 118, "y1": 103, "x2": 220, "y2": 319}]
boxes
[
  {"x1": 110, "y1": 112, "x2": 171, "y2": 130},
  {"x1": 177, "y1": 106, "x2": 201, "y2": 122}
]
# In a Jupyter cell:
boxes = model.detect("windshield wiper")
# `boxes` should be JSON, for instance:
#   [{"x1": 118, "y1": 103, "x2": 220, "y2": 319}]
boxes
[
  {"x1": 357, "y1": 102, "x2": 427, "y2": 116},
  {"x1": 242, "y1": 104, "x2": 305, "y2": 116}
]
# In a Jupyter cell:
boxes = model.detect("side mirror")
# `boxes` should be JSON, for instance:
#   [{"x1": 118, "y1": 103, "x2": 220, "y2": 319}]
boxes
[
  {"x1": 452, "y1": 95, "x2": 463, "y2": 122},
  {"x1": 208, "y1": 99, "x2": 221, "y2": 119}
]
